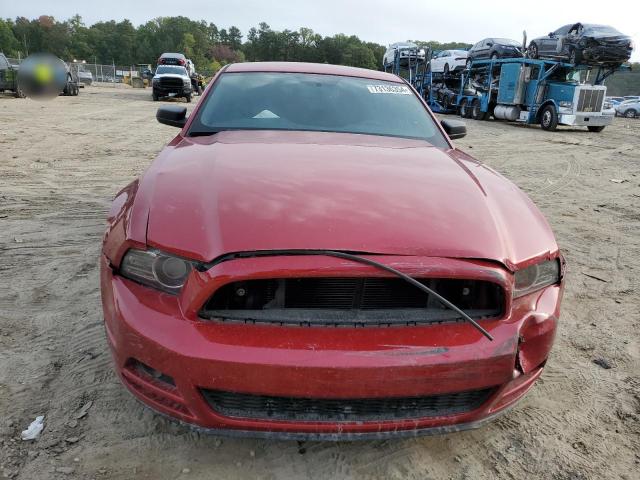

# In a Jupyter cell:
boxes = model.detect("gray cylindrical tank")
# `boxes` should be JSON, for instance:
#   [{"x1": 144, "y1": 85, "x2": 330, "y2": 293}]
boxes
[{"x1": 494, "y1": 104, "x2": 521, "y2": 121}]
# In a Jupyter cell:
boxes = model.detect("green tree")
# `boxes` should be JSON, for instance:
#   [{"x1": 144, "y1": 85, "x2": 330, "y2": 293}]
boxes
[{"x1": 0, "y1": 19, "x2": 21, "y2": 57}]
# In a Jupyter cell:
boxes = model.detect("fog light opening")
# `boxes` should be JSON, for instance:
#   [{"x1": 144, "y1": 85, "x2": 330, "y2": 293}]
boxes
[{"x1": 129, "y1": 359, "x2": 176, "y2": 387}]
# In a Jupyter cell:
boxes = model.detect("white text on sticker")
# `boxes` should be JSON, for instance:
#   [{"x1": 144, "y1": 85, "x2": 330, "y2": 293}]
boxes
[{"x1": 367, "y1": 85, "x2": 411, "y2": 95}]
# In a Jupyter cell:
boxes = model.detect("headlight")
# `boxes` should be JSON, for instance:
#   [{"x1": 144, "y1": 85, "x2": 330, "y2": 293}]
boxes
[
  {"x1": 559, "y1": 101, "x2": 573, "y2": 108},
  {"x1": 119, "y1": 249, "x2": 199, "y2": 294},
  {"x1": 513, "y1": 259, "x2": 561, "y2": 298}
]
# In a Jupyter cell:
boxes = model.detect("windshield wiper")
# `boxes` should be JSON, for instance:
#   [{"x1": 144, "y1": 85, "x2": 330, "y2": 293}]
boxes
[{"x1": 208, "y1": 249, "x2": 494, "y2": 341}]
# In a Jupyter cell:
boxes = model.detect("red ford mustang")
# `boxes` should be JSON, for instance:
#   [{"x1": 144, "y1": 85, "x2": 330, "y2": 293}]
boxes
[{"x1": 101, "y1": 62, "x2": 565, "y2": 439}]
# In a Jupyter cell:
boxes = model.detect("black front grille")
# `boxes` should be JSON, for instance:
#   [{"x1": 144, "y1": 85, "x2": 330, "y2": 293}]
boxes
[
  {"x1": 159, "y1": 77, "x2": 184, "y2": 88},
  {"x1": 199, "y1": 277, "x2": 504, "y2": 327},
  {"x1": 201, "y1": 388, "x2": 495, "y2": 422}
]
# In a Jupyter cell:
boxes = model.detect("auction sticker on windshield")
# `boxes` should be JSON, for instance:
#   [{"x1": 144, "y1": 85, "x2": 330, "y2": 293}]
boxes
[{"x1": 366, "y1": 85, "x2": 412, "y2": 94}]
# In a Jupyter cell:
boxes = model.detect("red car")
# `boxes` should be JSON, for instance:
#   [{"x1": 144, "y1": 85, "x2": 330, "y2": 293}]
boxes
[{"x1": 101, "y1": 62, "x2": 565, "y2": 439}]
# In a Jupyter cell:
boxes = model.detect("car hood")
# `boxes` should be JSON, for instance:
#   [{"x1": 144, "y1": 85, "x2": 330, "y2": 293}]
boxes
[
  {"x1": 583, "y1": 33, "x2": 630, "y2": 42},
  {"x1": 138, "y1": 130, "x2": 557, "y2": 269}
]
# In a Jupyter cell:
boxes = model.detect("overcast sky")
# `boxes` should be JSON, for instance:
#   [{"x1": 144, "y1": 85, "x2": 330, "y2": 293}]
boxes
[{"x1": 5, "y1": 0, "x2": 640, "y2": 61}]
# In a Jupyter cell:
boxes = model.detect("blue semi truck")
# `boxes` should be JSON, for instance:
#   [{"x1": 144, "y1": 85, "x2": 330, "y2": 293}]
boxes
[
  {"x1": 454, "y1": 58, "x2": 615, "y2": 132},
  {"x1": 391, "y1": 50, "x2": 621, "y2": 132}
]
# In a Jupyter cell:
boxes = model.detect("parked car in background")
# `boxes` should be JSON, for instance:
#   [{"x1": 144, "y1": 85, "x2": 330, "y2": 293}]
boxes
[
  {"x1": 151, "y1": 64, "x2": 192, "y2": 102},
  {"x1": 383, "y1": 42, "x2": 424, "y2": 67},
  {"x1": 606, "y1": 96, "x2": 625, "y2": 106},
  {"x1": 76, "y1": 66, "x2": 93, "y2": 86},
  {"x1": 430, "y1": 50, "x2": 468, "y2": 74},
  {"x1": 602, "y1": 99, "x2": 616, "y2": 116},
  {"x1": 467, "y1": 38, "x2": 524, "y2": 67},
  {"x1": 615, "y1": 99, "x2": 640, "y2": 118},
  {"x1": 528, "y1": 23, "x2": 633, "y2": 65},
  {"x1": 0, "y1": 52, "x2": 23, "y2": 97}
]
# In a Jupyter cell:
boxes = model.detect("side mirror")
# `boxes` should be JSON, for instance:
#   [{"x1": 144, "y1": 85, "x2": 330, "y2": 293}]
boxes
[
  {"x1": 156, "y1": 105, "x2": 187, "y2": 128},
  {"x1": 486, "y1": 42, "x2": 493, "y2": 47},
  {"x1": 441, "y1": 119, "x2": 467, "y2": 140},
  {"x1": 548, "y1": 32, "x2": 555, "y2": 37}
]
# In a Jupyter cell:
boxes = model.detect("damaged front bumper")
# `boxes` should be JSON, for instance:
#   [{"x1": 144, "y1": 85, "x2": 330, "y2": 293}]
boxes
[
  {"x1": 581, "y1": 45, "x2": 632, "y2": 63},
  {"x1": 100, "y1": 254, "x2": 562, "y2": 439}
]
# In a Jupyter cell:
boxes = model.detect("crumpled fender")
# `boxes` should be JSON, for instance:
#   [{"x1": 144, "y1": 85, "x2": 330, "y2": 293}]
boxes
[{"x1": 516, "y1": 285, "x2": 563, "y2": 373}]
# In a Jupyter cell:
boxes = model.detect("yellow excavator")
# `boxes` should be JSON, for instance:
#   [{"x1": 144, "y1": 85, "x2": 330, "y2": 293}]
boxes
[{"x1": 123, "y1": 64, "x2": 154, "y2": 88}]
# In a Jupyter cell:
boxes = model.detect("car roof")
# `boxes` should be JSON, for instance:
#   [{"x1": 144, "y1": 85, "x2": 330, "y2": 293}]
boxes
[
  {"x1": 390, "y1": 42, "x2": 417, "y2": 47},
  {"x1": 160, "y1": 53, "x2": 186, "y2": 58},
  {"x1": 225, "y1": 62, "x2": 404, "y2": 83}
]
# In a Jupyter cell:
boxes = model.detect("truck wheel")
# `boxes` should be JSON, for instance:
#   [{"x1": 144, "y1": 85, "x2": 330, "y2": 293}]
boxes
[
  {"x1": 152, "y1": 93, "x2": 159, "y2": 101},
  {"x1": 540, "y1": 104, "x2": 558, "y2": 131},
  {"x1": 459, "y1": 98, "x2": 469, "y2": 118},
  {"x1": 185, "y1": 94, "x2": 192, "y2": 103},
  {"x1": 444, "y1": 63, "x2": 450, "y2": 75},
  {"x1": 587, "y1": 126, "x2": 605, "y2": 132},
  {"x1": 528, "y1": 42, "x2": 539, "y2": 59},
  {"x1": 625, "y1": 109, "x2": 637, "y2": 118},
  {"x1": 471, "y1": 98, "x2": 486, "y2": 120}
]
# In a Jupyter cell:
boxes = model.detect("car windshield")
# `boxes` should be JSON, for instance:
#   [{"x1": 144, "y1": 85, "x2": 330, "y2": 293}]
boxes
[
  {"x1": 583, "y1": 25, "x2": 622, "y2": 35},
  {"x1": 494, "y1": 39, "x2": 521, "y2": 46},
  {"x1": 156, "y1": 66, "x2": 187, "y2": 75},
  {"x1": 188, "y1": 72, "x2": 448, "y2": 146}
]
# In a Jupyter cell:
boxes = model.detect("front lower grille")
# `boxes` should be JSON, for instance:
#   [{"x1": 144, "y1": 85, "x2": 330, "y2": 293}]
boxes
[
  {"x1": 199, "y1": 277, "x2": 504, "y2": 327},
  {"x1": 576, "y1": 88, "x2": 604, "y2": 113},
  {"x1": 201, "y1": 388, "x2": 495, "y2": 422}
]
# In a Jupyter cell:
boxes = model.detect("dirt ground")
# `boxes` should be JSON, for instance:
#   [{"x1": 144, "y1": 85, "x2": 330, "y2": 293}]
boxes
[{"x1": 0, "y1": 86, "x2": 639, "y2": 480}]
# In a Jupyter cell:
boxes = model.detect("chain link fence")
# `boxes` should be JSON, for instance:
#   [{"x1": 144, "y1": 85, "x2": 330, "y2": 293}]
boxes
[{"x1": 70, "y1": 62, "x2": 150, "y2": 87}]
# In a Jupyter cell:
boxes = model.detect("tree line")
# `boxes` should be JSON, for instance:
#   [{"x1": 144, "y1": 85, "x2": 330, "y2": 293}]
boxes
[
  {"x1": 0, "y1": 15, "x2": 470, "y2": 72},
  {"x1": 1, "y1": 15, "x2": 636, "y2": 94}
]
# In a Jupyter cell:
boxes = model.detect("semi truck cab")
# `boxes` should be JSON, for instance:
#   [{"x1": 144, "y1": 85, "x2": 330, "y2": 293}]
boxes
[
  {"x1": 542, "y1": 82, "x2": 610, "y2": 128},
  {"x1": 514, "y1": 62, "x2": 612, "y2": 130}
]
